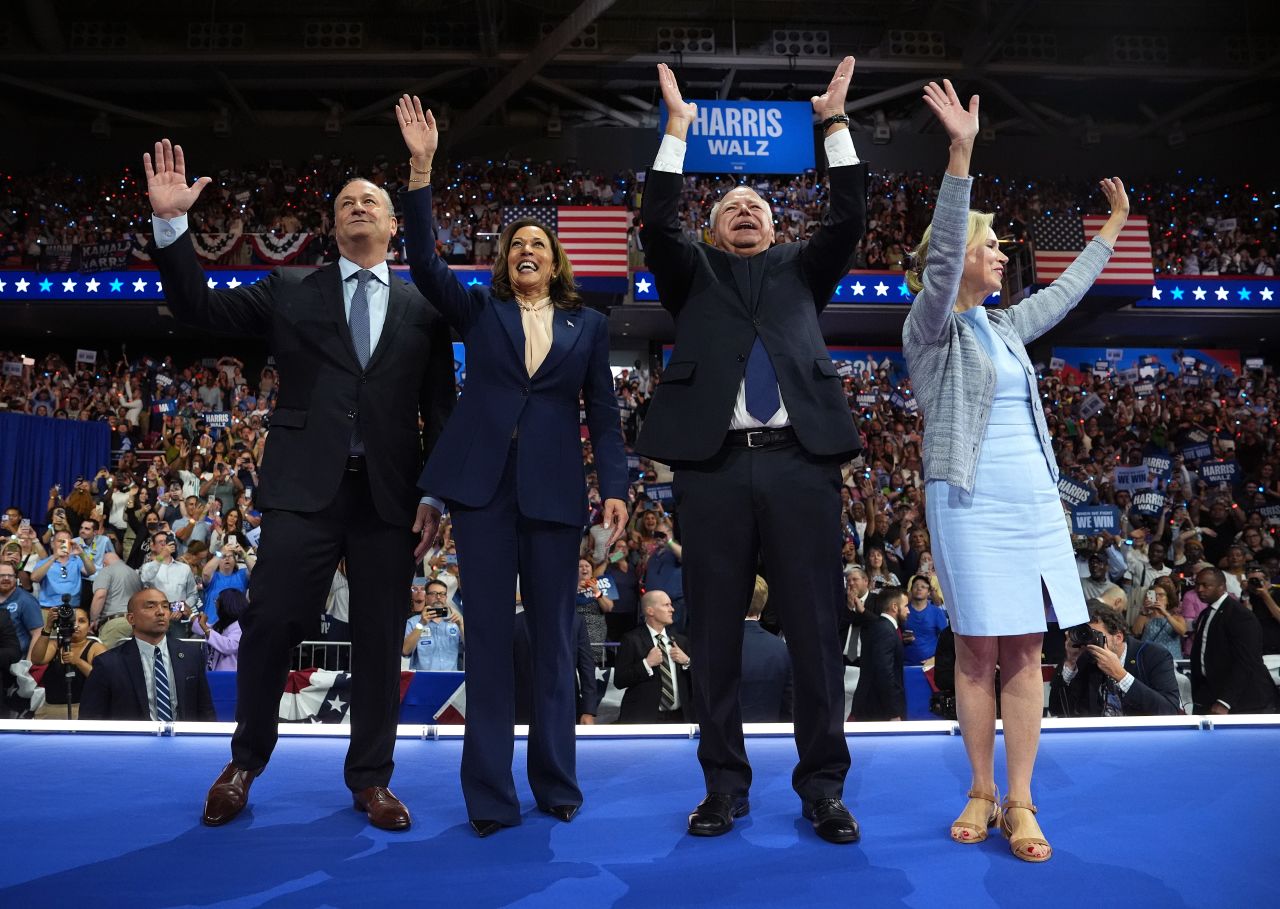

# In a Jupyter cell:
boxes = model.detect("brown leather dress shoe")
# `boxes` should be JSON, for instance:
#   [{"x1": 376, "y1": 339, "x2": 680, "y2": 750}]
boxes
[
  {"x1": 353, "y1": 786, "x2": 412, "y2": 831},
  {"x1": 203, "y1": 763, "x2": 261, "y2": 827}
]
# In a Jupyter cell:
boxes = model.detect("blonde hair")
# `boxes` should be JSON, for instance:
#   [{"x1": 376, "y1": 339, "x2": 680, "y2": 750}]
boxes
[
  {"x1": 905, "y1": 210, "x2": 995, "y2": 294},
  {"x1": 747, "y1": 575, "x2": 769, "y2": 619}
]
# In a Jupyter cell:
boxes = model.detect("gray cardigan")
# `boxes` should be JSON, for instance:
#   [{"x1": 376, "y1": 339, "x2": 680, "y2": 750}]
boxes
[{"x1": 902, "y1": 173, "x2": 1113, "y2": 494}]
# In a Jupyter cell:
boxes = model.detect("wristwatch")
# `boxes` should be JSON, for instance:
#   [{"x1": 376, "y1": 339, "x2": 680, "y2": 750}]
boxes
[{"x1": 820, "y1": 113, "x2": 851, "y2": 131}]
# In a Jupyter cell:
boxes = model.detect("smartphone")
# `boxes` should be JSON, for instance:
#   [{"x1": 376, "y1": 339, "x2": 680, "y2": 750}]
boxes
[
  {"x1": 207, "y1": 494, "x2": 216, "y2": 505},
  {"x1": 445, "y1": 553, "x2": 458, "y2": 566},
  {"x1": 427, "y1": 606, "x2": 449, "y2": 619},
  {"x1": 19, "y1": 518, "x2": 30, "y2": 531},
  {"x1": 171, "y1": 600, "x2": 186, "y2": 613}
]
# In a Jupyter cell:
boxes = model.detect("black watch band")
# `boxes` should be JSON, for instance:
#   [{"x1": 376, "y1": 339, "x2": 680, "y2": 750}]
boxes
[{"x1": 820, "y1": 114, "x2": 851, "y2": 131}]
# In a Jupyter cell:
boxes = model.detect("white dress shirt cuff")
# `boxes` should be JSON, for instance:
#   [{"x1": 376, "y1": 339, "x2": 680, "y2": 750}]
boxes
[
  {"x1": 642, "y1": 661, "x2": 654, "y2": 677},
  {"x1": 152, "y1": 213, "x2": 189, "y2": 249},
  {"x1": 418, "y1": 496, "x2": 446, "y2": 513},
  {"x1": 824, "y1": 129, "x2": 860, "y2": 167},
  {"x1": 652, "y1": 135, "x2": 687, "y2": 174},
  {"x1": 1116, "y1": 673, "x2": 1135, "y2": 694},
  {"x1": 1061, "y1": 663, "x2": 1078, "y2": 683}
]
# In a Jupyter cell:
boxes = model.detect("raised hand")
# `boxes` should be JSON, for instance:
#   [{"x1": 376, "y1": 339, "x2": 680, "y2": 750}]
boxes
[
  {"x1": 657, "y1": 63, "x2": 697, "y2": 123},
  {"x1": 921, "y1": 79, "x2": 979, "y2": 145},
  {"x1": 143, "y1": 139, "x2": 212, "y2": 219},
  {"x1": 394, "y1": 94, "x2": 438, "y2": 164},
  {"x1": 1096, "y1": 177, "x2": 1131, "y2": 246},
  {"x1": 811, "y1": 55, "x2": 856, "y2": 118}
]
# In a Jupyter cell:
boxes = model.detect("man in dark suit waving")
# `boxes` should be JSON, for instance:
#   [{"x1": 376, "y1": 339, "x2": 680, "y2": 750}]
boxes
[
  {"x1": 614, "y1": 591, "x2": 693, "y2": 723},
  {"x1": 143, "y1": 139, "x2": 455, "y2": 830},
  {"x1": 1189, "y1": 568, "x2": 1278, "y2": 714},
  {"x1": 637, "y1": 59, "x2": 867, "y2": 844},
  {"x1": 81, "y1": 587, "x2": 216, "y2": 722},
  {"x1": 1050, "y1": 600, "x2": 1180, "y2": 717}
]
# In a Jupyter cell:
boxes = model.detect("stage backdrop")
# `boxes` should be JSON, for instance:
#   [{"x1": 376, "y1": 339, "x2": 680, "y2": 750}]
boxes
[
  {"x1": 0, "y1": 413, "x2": 112, "y2": 523},
  {"x1": 1051, "y1": 346, "x2": 1241, "y2": 384}
]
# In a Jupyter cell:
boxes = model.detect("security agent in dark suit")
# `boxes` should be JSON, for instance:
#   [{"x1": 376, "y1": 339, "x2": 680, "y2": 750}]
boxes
[
  {"x1": 850, "y1": 587, "x2": 907, "y2": 722},
  {"x1": 740, "y1": 577, "x2": 793, "y2": 723},
  {"x1": 144, "y1": 139, "x2": 455, "y2": 831},
  {"x1": 638, "y1": 60, "x2": 867, "y2": 845},
  {"x1": 1050, "y1": 600, "x2": 1180, "y2": 717},
  {"x1": 614, "y1": 591, "x2": 693, "y2": 723},
  {"x1": 396, "y1": 96, "x2": 627, "y2": 837},
  {"x1": 1189, "y1": 568, "x2": 1279, "y2": 714},
  {"x1": 80, "y1": 588, "x2": 215, "y2": 722}
]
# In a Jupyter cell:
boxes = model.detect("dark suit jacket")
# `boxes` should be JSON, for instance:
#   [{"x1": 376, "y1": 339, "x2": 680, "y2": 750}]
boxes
[
  {"x1": 402, "y1": 188, "x2": 626, "y2": 526},
  {"x1": 513, "y1": 611, "x2": 600, "y2": 721},
  {"x1": 1049, "y1": 635, "x2": 1181, "y2": 717},
  {"x1": 635, "y1": 163, "x2": 867, "y2": 464},
  {"x1": 1190, "y1": 596, "x2": 1279, "y2": 713},
  {"x1": 837, "y1": 594, "x2": 869, "y2": 664},
  {"x1": 851, "y1": 615, "x2": 905, "y2": 721},
  {"x1": 739, "y1": 620, "x2": 792, "y2": 722},
  {"x1": 150, "y1": 234, "x2": 455, "y2": 528},
  {"x1": 613, "y1": 624, "x2": 692, "y2": 722},
  {"x1": 80, "y1": 638, "x2": 216, "y2": 721}
]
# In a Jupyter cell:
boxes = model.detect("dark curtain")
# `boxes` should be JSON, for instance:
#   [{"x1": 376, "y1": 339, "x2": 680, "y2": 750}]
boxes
[{"x1": 0, "y1": 413, "x2": 112, "y2": 523}]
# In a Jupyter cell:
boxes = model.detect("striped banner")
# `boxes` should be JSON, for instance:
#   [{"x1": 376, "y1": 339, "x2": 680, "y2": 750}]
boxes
[{"x1": 1033, "y1": 215, "x2": 1153, "y2": 285}]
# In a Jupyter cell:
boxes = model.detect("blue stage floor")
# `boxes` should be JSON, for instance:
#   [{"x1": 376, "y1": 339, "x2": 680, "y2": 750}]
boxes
[{"x1": 1, "y1": 727, "x2": 1273, "y2": 908}]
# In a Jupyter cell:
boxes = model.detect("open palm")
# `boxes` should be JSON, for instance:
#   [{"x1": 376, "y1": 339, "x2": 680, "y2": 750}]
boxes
[
  {"x1": 143, "y1": 139, "x2": 211, "y2": 219},
  {"x1": 657, "y1": 63, "x2": 696, "y2": 122},
  {"x1": 921, "y1": 80, "x2": 979, "y2": 144},
  {"x1": 395, "y1": 94, "x2": 438, "y2": 160}
]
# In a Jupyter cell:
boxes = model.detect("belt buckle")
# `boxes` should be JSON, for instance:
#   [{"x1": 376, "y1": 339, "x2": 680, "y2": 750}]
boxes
[{"x1": 745, "y1": 430, "x2": 767, "y2": 448}]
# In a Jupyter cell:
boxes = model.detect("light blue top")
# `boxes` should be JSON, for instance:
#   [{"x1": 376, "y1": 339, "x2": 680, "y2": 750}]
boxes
[{"x1": 404, "y1": 617, "x2": 462, "y2": 671}]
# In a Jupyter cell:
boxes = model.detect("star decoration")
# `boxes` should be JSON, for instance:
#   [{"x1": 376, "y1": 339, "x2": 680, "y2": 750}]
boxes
[
  {"x1": 0, "y1": 279, "x2": 5, "y2": 292},
  {"x1": 39, "y1": 279, "x2": 52, "y2": 292},
  {"x1": 15, "y1": 278, "x2": 29, "y2": 292},
  {"x1": 1238, "y1": 287, "x2": 1252, "y2": 301},
  {"x1": 132, "y1": 278, "x2": 147, "y2": 292},
  {"x1": 85, "y1": 278, "x2": 100, "y2": 292},
  {"x1": 898, "y1": 282, "x2": 910, "y2": 297},
  {"x1": 466, "y1": 277, "x2": 482, "y2": 286},
  {"x1": 873, "y1": 281, "x2": 889, "y2": 296},
  {"x1": 1261, "y1": 287, "x2": 1275, "y2": 302},
  {"x1": 1151, "y1": 286, "x2": 1162, "y2": 300},
  {"x1": 327, "y1": 695, "x2": 347, "y2": 712},
  {"x1": 851, "y1": 281, "x2": 865, "y2": 296},
  {"x1": 1215, "y1": 286, "x2": 1228, "y2": 301},
  {"x1": 1192, "y1": 286, "x2": 1207, "y2": 300},
  {"x1": 226, "y1": 276, "x2": 242, "y2": 289},
  {"x1": 1170, "y1": 286, "x2": 1184, "y2": 300},
  {"x1": 61, "y1": 278, "x2": 77, "y2": 292},
  {"x1": 207, "y1": 277, "x2": 218, "y2": 289},
  {"x1": 833, "y1": 283, "x2": 842, "y2": 296},
  {"x1": 109, "y1": 279, "x2": 123, "y2": 292},
  {"x1": 635, "y1": 277, "x2": 652, "y2": 294},
  {"x1": 155, "y1": 281, "x2": 163, "y2": 292}
]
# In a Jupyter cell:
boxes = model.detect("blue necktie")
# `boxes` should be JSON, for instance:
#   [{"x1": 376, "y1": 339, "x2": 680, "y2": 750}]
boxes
[
  {"x1": 744, "y1": 336, "x2": 780, "y2": 423},
  {"x1": 349, "y1": 269, "x2": 372, "y2": 368},
  {"x1": 154, "y1": 647, "x2": 173, "y2": 722}
]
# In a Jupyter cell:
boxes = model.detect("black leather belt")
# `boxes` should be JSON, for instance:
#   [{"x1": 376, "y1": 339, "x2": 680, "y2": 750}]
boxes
[
  {"x1": 345, "y1": 455, "x2": 366, "y2": 472},
  {"x1": 723, "y1": 426, "x2": 797, "y2": 449}
]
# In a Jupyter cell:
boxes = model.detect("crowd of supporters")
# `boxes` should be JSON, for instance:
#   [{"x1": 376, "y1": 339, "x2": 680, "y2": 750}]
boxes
[{"x1": 3, "y1": 158, "x2": 1274, "y2": 274}]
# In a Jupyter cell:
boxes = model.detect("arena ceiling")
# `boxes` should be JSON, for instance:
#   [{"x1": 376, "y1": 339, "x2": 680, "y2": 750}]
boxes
[{"x1": 0, "y1": 0, "x2": 1276, "y2": 147}]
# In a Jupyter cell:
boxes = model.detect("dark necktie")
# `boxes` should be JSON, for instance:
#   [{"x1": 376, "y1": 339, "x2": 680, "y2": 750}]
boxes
[
  {"x1": 655, "y1": 633, "x2": 678, "y2": 711},
  {"x1": 349, "y1": 269, "x2": 372, "y2": 368},
  {"x1": 744, "y1": 337, "x2": 780, "y2": 423},
  {"x1": 154, "y1": 646, "x2": 173, "y2": 722}
]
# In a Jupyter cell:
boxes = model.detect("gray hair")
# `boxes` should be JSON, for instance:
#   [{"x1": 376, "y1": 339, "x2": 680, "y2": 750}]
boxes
[
  {"x1": 708, "y1": 186, "x2": 770, "y2": 231},
  {"x1": 335, "y1": 178, "x2": 393, "y2": 214}
]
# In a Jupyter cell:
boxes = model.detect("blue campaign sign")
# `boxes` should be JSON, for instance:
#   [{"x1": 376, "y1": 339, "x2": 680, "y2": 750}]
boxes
[
  {"x1": 1058, "y1": 477, "x2": 1093, "y2": 507},
  {"x1": 1143, "y1": 451, "x2": 1173, "y2": 480},
  {"x1": 1181, "y1": 440, "x2": 1213, "y2": 462},
  {"x1": 647, "y1": 482, "x2": 674, "y2": 505},
  {"x1": 1200, "y1": 459, "x2": 1242, "y2": 486},
  {"x1": 659, "y1": 100, "x2": 815, "y2": 174},
  {"x1": 1072, "y1": 504, "x2": 1121, "y2": 535},
  {"x1": 1113, "y1": 465, "x2": 1153, "y2": 493},
  {"x1": 1132, "y1": 491, "x2": 1166, "y2": 516}
]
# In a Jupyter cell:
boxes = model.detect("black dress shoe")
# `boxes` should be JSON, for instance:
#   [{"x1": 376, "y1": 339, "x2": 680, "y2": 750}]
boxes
[
  {"x1": 802, "y1": 798, "x2": 861, "y2": 844},
  {"x1": 540, "y1": 804, "x2": 580, "y2": 822},
  {"x1": 469, "y1": 819, "x2": 505, "y2": 838},
  {"x1": 687, "y1": 793, "x2": 750, "y2": 837}
]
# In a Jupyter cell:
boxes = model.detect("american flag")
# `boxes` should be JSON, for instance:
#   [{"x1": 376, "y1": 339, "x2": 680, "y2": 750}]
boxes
[
  {"x1": 501, "y1": 205, "x2": 630, "y2": 277},
  {"x1": 1032, "y1": 214, "x2": 1153, "y2": 284}
]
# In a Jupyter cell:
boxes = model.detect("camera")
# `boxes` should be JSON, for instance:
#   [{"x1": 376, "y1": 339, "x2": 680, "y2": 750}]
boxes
[
  {"x1": 1067, "y1": 625, "x2": 1106, "y2": 649},
  {"x1": 1248, "y1": 575, "x2": 1266, "y2": 591},
  {"x1": 427, "y1": 606, "x2": 449, "y2": 619},
  {"x1": 54, "y1": 595, "x2": 77, "y2": 645}
]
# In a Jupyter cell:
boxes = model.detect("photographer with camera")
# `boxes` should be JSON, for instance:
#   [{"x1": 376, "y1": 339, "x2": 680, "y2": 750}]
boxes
[
  {"x1": 200, "y1": 538, "x2": 253, "y2": 626},
  {"x1": 1050, "y1": 601, "x2": 1180, "y2": 717},
  {"x1": 31, "y1": 603, "x2": 104, "y2": 719},
  {"x1": 30, "y1": 530, "x2": 94, "y2": 608},
  {"x1": 1241, "y1": 565, "x2": 1280, "y2": 655},
  {"x1": 1130, "y1": 576, "x2": 1187, "y2": 662},
  {"x1": 402, "y1": 579, "x2": 464, "y2": 671}
]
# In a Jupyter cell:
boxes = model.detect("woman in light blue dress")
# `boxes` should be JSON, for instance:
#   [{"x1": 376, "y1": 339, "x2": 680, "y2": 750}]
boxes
[{"x1": 903, "y1": 80, "x2": 1130, "y2": 862}]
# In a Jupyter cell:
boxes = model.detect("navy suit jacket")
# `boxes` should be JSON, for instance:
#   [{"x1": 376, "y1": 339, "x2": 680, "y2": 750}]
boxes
[
  {"x1": 739, "y1": 620, "x2": 792, "y2": 722},
  {"x1": 1189, "y1": 596, "x2": 1279, "y2": 713},
  {"x1": 1049, "y1": 635, "x2": 1181, "y2": 717},
  {"x1": 402, "y1": 188, "x2": 626, "y2": 526},
  {"x1": 80, "y1": 638, "x2": 216, "y2": 721},
  {"x1": 851, "y1": 615, "x2": 905, "y2": 721}
]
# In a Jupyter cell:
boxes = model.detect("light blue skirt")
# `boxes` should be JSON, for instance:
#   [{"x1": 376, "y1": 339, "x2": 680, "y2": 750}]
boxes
[{"x1": 926, "y1": 416, "x2": 1087, "y2": 637}]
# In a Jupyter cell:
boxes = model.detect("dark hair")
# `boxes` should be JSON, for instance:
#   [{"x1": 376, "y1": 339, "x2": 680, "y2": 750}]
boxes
[
  {"x1": 489, "y1": 218, "x2": 582, "y2": 311},
  {"x1": 868, "y1": 585, "x2": 906, "y2": 616},
  {"x1": 1085, "y1": 599, "x2": 1128, "y2": 635},
  {"x1": 425, "y1": 579, "x2": 449, "y2": 595},
  {"x1": 214, "y1": 589, "x2": 248, "y2": 633},
  {"x1": 908, "y1": 574, "x2": 932, "y2": 592}
]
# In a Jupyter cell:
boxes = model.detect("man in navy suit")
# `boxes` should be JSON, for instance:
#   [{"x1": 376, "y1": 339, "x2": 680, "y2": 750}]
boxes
[
  {"x1": 80, "y1": 588, "x2": 215, "y2": 722},
  {"x1": 1050, "y1": 600, "x2": 1180, "y2": 717},
  {"x1": 1189, "y1": 568, "x2": 1278, "y2": 714},
  {"x1": 851, "y1": 587, "x2": 907, "y2": 722},
  {"x1": 740, "y1": 577, "x2": 792, "y2": 723},
  {"x1": 638, "y1": 60, "x2": 867, "y2": 844},
  {"x1": 144, "y1": 138, "x2": 455, "y2": 831}
]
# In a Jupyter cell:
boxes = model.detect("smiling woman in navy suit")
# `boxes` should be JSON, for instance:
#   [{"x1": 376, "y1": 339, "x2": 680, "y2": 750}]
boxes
[{"x1": 395, "y1": 94, "x2": 628, "y2": 838}]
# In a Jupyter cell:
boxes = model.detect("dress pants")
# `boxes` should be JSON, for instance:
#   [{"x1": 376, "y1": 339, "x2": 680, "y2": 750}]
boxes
[
  {"x1": 673, "y1": 440, "x2": 850, "y2": 802},
  {"x1": 231, "y1": 466, "x2": 414, "y2": 791},
  {"x1": 450, "y1": 442, "x2": 582, "y2": 824}
]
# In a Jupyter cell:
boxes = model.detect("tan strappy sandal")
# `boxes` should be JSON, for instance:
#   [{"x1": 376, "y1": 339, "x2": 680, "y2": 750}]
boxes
[
  {"x1": 999, "y1": 798, "x2": 1052, "y2": 862},
  {"x1": 949, "y1": 789, "x2": 1001, "y2": 844}
]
